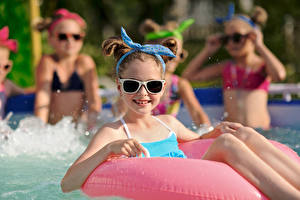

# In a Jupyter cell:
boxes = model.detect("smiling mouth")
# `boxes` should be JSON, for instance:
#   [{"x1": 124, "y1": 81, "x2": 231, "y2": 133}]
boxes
[{"x1": 133, "y1": 99, "x2": 152, "y2": 105}]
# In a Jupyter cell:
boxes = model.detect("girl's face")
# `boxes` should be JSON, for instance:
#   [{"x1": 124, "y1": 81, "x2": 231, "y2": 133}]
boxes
[
  {"x1": 49, "y1": 19, "x2": 84, "y2": 57},
  {"x1": 165, "y1": 37, "x2": 183, "y2": 73},
  {"x1": 118, "y1": 58, "x2": 165, "y2": 115},
  {"x1": 224, "y1": 19, "x2": 254, "y2": 58},
  {"x1": 0, "y1": 47, "x2": 12, "y2": 82}
]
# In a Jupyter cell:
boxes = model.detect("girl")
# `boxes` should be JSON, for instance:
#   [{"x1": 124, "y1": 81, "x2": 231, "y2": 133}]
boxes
[
  {"x1": 182, "y1": 4, "x2": 286, "y2": 129},
  {"x1": 112, "y1": 19, "x2": 211, "y2": 128},
  {"x1": 0, "y1": 26, "x2": 27, "y2": 119},
  {"x1": 34, "y1": 9, "x2": 101, "y2": 129},
  {"x1": 61, "y1": 28, "x2": 300, "y2": 199}
]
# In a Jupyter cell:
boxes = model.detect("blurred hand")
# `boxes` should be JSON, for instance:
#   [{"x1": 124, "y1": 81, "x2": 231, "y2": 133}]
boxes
[
  {"x1": 204, "y1": 34, "x2": 223, "y2": 56},
  {"x1": 249, "y1": 28, "x2": 264, "y2": 49},
  {"x1": 106, "y1": 139, "x2": 149, "y2": 158}
]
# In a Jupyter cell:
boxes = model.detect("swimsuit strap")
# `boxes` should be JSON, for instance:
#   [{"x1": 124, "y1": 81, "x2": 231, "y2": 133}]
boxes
[
  {"x1": 120, "y1": 117, "x2": 132, "y2": 139},
  {"x1": 151, "y1": 116, "x2": 173, "y2": 133}
]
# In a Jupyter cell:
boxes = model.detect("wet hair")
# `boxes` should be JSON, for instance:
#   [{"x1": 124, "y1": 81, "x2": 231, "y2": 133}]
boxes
[{"x1": 102, "y1": 36, "x2": 177, "y2": 78}]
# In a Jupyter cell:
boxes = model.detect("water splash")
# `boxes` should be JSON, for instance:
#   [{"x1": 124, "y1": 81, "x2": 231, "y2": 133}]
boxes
[{"x1": 0, "y1": 116, "x2": 86, "y2": 158}]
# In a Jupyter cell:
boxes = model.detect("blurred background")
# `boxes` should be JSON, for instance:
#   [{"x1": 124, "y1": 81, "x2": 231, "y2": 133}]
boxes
[{"x1": 1, "y1": 0, "x2": 300, "y2": 88}]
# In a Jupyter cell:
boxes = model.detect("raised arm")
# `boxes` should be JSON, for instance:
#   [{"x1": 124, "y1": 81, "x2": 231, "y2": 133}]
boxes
[
  {"x1": 34, "y1": 55, "x2": 53, "y2": 123},
  {"x1": 250, "y1": 29, "x2": 286, "y2": 81},
  {"x1": 79, "y1": 55, "x2": 102, "y2": 130},
  {"x1": 182, "y1": 34, "x2": 224, "y2": 81},
  {"x1": 178, "y1": 78, "x2": 211, "y2": 126}
]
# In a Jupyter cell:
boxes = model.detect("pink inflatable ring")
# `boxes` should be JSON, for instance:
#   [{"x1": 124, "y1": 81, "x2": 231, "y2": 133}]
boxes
[{"x1": 81, "y1": 139, "x2": 300, "y2": 200}]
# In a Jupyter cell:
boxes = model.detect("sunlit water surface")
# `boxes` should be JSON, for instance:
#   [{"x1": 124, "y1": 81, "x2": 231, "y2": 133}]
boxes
[{"x1": 0, "y1": 112, "x2": 299, "y2": 200}]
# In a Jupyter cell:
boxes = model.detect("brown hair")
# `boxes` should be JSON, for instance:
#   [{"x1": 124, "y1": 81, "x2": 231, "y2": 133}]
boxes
[
  {"x1": 250, "y1": 6, "x2": 268, "y2": 27},
  {"x1": 102, "y1": 36, "x2": 177, "y2": 77}
]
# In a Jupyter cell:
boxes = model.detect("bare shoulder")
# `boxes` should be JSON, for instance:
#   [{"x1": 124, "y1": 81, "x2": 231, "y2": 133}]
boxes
[
  {"x1": 77, "y1": 54, "x2": 96, "y2": 70},
  {"x1": 36, "y1": 54, "x2": 55, "y2": 73},
  {"x1": 155, "y1": 114, "x2": 181, "y2": 130},
  {"x1": 93, "y1": 120, "x2": 126, "y2": 142}
]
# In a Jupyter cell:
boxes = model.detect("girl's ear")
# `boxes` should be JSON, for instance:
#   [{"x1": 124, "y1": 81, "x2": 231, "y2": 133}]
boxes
[{"x1": 116, "y1": 79, "x2": 122, "y2": 94}]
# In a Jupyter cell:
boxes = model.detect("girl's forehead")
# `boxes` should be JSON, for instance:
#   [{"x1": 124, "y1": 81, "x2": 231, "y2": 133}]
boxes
[
  {"x1": 122, "y1": 59, "x2": 163, "y2": 80},
  {"x1": 224, "y1": 19, "x2": 251, "y2": 34},
  {"x1": 53, "y1": 19, "x2": 82, "y2": 33},
  {"x1": 0, "y1": 46, "x2": 10, "y2": 60}
]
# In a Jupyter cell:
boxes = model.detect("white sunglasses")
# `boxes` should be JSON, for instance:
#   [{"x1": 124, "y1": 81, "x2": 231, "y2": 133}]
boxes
[{"x1": 119, "y1": 78, "x2": 165, "y2": 94}]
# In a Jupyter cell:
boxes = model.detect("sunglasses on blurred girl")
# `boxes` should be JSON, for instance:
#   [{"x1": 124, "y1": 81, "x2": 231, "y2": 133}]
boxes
[
  {"x1": 56, "y1": 33, "x2": 84, "y2": 41},
  {"x1": 0, "y1": 63, "x2": 11, "y2": 71},
  {"x1": 220, "y1": 33, "x2": 249, "y2": 45},
  {"x1": 119, "y1": 79, "x2": 165, "y2": 94}
]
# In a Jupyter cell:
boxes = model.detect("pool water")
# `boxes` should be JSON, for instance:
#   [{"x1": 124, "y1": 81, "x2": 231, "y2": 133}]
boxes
[{"x1": 0, "y1": 115, "x2": 299, "y2": 200}]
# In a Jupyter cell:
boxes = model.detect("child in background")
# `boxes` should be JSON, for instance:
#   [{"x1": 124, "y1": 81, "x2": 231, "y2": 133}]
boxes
[
  {"x1": 34, "y1": 9, "x2": 101, "y2": 129},
  {"x1": 112, "y1": 19, "x2": 211, "y2": 128},
  {"x1": 61, "y1": 28, "x2": 300, "y2": 199},
  {"x1": 0, "y1": 26, "x2": 26, "y2": 119},
  {"x1": 183, "y1": 4, "x2": 286, "y2": 129}
]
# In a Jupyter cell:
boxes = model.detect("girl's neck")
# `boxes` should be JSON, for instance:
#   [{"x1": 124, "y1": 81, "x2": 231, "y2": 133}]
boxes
[
  {"x1": 54, "y1": 53, "x2": 77, "y2": 64},
  {"x1": 123, "y1": 110, "x2": 153, "y2": 127},
  {"x1": 234, "y1": 52, "x2": 257, "y2": 67}
]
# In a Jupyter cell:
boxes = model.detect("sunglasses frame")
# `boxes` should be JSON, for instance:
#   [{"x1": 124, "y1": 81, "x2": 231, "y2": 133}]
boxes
[
  {"x1": 221, "y1": 33, "x2": 249, "y2": 45},
  {"x1": 56, "y1": 32, "x2": 85, "y2": 41},
  {"x1": 118, "y1": 78, "x2": 165, "y2": 94}
]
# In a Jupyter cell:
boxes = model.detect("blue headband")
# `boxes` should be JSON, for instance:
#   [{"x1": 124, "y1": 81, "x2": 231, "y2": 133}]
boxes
[
  {"x1": 215, "y1": 3, "x2": 256, "y2": 28},
  {"x1": 116, "y1": 27, "x2": 176, "y2": 76}
]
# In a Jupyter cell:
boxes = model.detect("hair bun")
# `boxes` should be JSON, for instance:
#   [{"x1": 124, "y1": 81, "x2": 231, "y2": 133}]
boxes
[
  {"x1": 139, "y1": 19, "x2": 161, "y2": 36},
  {"x1": 251, "y1": 6, "x2": 268, "y2": 26}
]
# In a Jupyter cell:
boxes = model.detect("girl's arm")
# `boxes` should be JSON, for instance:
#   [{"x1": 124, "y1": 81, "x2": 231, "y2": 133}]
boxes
[
  {"x1": 61, "y1": 124, "x2": 148, "y2": 192},
  {"x1": 4, "y1": 79, "x2": 24, "y2": 97},
  {"x1": 79, "y1": 55, "x2": 102, "y2": 130},
  {"x1": 250, "y1": 29, "x2": 286, "y2": 81},
  {"x1": 178, "y1": 77, "x2": 211, "y2": 126},
  {"x1": 182, "y1": 34, "x2": 224, "y2": 81},
  {"x1": 34, "y1": 55, "x2": 53, "y2": 123}
]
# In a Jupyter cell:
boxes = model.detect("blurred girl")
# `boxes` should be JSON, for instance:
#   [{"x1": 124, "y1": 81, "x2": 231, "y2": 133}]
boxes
[
  {"x1": 34, "y1": 9, "x2": 101, "y2": 129},
  {"x1": 0, "y1": 26, "x2": 26, "y2": 119},
  {"x1": 61, "y1": 28, "x2": 300, "y2": 199},
  {"x1": 183, "y1": 4, "x2": 286, "y2": 129}
]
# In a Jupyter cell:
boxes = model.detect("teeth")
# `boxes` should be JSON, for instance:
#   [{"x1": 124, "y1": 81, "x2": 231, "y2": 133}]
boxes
[{"x1": 134, "y1": 100, "x2": 150, "y2": 105}]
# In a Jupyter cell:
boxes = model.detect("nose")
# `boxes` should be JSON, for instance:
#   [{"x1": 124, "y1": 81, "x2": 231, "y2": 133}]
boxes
[{"x1": 137, "y1": 84, "x2": 148, "y2": 95}]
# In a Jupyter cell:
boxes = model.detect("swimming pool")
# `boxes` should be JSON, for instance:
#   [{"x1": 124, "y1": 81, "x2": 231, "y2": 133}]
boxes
[{"x1": 1, "y1": 87, "x2": 300, "y2": 200}]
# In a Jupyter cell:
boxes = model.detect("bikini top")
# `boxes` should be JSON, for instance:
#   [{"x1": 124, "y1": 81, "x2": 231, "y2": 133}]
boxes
[
  {"x1": 51, "y1": 70, "x2": 84, "y2": 92},
  {"x1": 0, "y1": 83, "x2": 6, "y2": 119},
  {"x1": 152, "y1": 75, "x2": 181, "y2": 116},
  {"x1": 120, "y1": 116, "x2": 186, "y2": 158},
  {"x1": 222, "y1": 61, "x2": 270, "y2": 92}
]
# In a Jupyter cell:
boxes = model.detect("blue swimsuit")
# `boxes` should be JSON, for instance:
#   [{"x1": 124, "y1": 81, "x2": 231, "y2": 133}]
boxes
[{"x1": 120, "y1": 116, "x2": 186, "y2": 158}]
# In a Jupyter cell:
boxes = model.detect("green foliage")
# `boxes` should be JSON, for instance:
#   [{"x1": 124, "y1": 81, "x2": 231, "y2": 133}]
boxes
[{"x1": 0, "y1": 0, "x2": 34, "y2": 87}]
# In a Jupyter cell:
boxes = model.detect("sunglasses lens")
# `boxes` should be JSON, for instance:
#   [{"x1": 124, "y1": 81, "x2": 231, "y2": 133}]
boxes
[
  {"x1": 147, "y1": 81, "x2": 163, "y2": 93},
  {"x1": 4, "y1": 65, "x2": 10, "y2": 70},
  {"x1": 73, "y1": 34, "x2": 82, "y2": 41},
  {"x1": 123, "y1": 80, "x2": 140, "y2": 93},
  {"x1": 58, "y1": 33, "x2": 68, "y2": 41},
  {"x1": 232, "y1": 33, "x2": 243, "y2": 43}
]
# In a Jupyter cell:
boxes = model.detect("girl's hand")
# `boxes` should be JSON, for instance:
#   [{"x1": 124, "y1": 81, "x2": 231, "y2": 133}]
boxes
[
  {"x1": 106, "y1": 139, "x2": 149, "y2": 158},
  {"x1": 201, "y1": 122, "x2": 244, "y2": 139},
  {"x1": 249, "y1": 28, "x2": 264, "y2": 49},
  {"x1": 204, "y1": 34, "x2": 222, "y2": 56}
]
